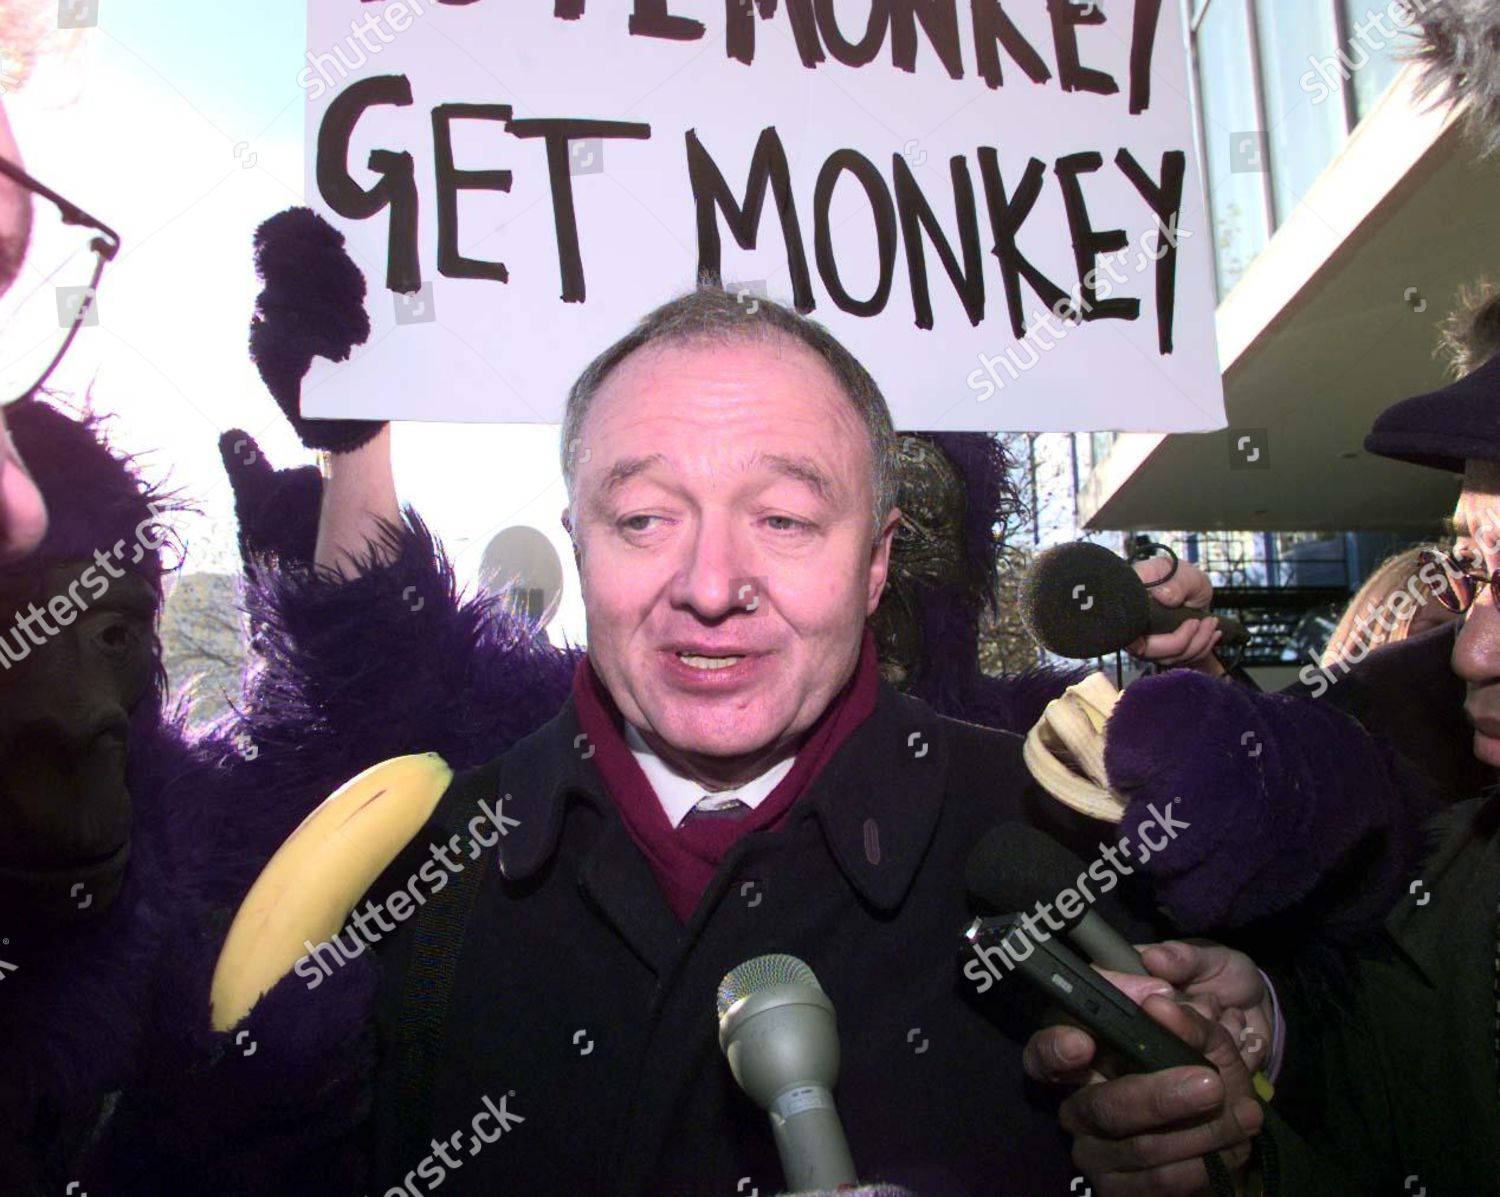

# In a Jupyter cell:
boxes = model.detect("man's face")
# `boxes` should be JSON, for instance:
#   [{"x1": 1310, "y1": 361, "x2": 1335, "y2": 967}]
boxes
[
  {"x1": 0, "y1": 101, "x2": 32, "y2": 294},
  {"x1": 567, "y1": 336, "x2": 895, "y2": 784},
  {"x1": 0, "y1": 98, "x2": 45, "y2": 561},
  {"x1": 1451, "y1": 462, "x2": 1500, "y2": 767}
]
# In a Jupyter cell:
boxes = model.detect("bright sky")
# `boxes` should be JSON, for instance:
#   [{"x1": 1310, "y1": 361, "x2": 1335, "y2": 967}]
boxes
[{"x1": 9, "y1": 1, "x2": 586, "y2": 643}]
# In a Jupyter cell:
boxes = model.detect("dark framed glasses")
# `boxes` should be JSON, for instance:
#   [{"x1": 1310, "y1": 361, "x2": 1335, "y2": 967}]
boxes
[
  {"x1": 1418, "y1": 547, "x2": 1500, "y2": 614},
  {"x1": 0, "y1": 156, "x2": 120, "y2": 406}
]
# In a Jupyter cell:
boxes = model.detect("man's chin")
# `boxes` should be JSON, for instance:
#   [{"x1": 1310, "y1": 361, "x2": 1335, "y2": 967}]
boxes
[{"x1": 645, "y1": 715, "x2": 796, "y2": 774}]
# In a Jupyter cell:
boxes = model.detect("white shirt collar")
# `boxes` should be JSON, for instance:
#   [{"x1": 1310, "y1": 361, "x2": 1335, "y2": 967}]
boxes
[{"x1": 624, "y1": 723, "x2": 796, "y2": 829}]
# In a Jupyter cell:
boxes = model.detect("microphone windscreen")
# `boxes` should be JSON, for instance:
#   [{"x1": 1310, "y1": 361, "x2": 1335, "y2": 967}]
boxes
[
  {"x1": 1021, "y1": 542, "x2": 1151, "y2": 659},
  {"x1": 965, "y1": 823, "x2": 1092, "y2": 929}
]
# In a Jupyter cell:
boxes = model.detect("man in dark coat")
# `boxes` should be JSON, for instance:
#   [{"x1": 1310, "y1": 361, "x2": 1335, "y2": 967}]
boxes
[
  {"x1": 1023, "y1": 312, "x2": 1500, "y2": 1195},
  {"x1": 214, "y1": 276, "x2": 1197, "y2": 1196}
]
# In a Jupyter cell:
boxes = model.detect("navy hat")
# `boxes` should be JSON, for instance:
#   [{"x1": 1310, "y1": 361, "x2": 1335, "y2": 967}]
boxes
[{"x1": 1364, "y1": 351, "x2": 1500, "y2": 474}]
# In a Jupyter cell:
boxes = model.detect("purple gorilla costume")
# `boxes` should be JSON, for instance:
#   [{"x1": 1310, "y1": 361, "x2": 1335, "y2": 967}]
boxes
[{"x1": 0, "y1": 398, "x2": 374, "y2": 1195}]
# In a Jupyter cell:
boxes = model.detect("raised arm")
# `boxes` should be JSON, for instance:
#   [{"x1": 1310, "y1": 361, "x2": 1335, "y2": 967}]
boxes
[
  {"x1": 244, "y1": 206, "x2": 397, "y2": 577},
  {"x1": 227, "y1": 208, "x2": 578, "y2": 784},
  {"x1": 315, "y1": 427, "x2": 400, "y2": 578}
]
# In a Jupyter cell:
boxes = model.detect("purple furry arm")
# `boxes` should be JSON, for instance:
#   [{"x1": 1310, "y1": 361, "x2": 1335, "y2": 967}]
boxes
[
  {"x1": 240, "y1": 511, "x2": 578, "y2": 785},
  {"x1": 1104, "y1": 672, "x2": 1436, "y2": 936},
  {"x1": 911, "y1": 661, "x2": 1082, "y2": 734}
]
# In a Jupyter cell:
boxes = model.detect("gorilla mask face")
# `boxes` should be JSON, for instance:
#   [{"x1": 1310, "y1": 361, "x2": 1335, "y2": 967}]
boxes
[
  {"x1": 871, "y1": 435, "x2": 968, "y2": 687},
  {"x1": 0, "y1": 557, "x2": 156, "y2": 929}
]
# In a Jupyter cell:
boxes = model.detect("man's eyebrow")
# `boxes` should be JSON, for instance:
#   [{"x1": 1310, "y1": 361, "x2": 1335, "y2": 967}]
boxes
[
  {"x1": 757, "y1": 453, "x2": 839, "y2": 503},
  {"x1": 1449, "y1": 515, "x2": 1470, "y2": 540},
  {"x1": 596, "y1": 454, "x2": 666, "y2": 498}
]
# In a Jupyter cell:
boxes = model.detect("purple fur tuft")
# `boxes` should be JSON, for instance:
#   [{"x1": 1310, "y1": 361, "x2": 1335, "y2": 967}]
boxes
[
  {"x1": 240, "y1": 514, "x2": 579, "y2": 784},
  {"x1": 4, "y1": 395, "x2": 180, "y2": 593}
]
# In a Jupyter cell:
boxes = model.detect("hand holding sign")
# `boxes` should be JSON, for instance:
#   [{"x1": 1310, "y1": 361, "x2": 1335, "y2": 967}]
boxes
[{"x1": 249, "y1": 208, "x2": 381, "y2": 454}]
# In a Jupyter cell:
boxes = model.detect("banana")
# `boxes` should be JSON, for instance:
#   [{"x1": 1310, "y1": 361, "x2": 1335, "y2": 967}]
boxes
[
  {"x1": 211, "y1": 751, "x2": 454, "y2": 1031},
  {"x1": 1073, "y1": 670, "x2": 1121, "y2": 730},
  {"x1": 1022, "y1": 672, "x2": 1127, "y2": 824}
]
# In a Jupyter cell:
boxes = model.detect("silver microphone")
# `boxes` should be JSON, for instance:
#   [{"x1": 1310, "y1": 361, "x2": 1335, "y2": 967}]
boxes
[{"x1": 717, "y1": 954, "x2": 858, "y2": 1192}]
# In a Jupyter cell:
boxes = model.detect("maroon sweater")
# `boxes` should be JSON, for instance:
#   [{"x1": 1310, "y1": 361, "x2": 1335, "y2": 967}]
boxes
[{"x1": 571, "y1": 633, "x2": 880, "y2": 920}]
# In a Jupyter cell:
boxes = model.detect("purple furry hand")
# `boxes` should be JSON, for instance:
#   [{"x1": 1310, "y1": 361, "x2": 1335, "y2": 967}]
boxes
[
  {"x1": 249, "y1": 207, "x2": 380, "y2": 455},
  {"x1": 1104, "y1": 671, "x2": 1409, "y2": 934},
  {"x1": 218, "y1": 429, "x2": 323, "y2": 566},
  {"x1": 90, "y1": 927, "x2": 376, "y2": 1196}
]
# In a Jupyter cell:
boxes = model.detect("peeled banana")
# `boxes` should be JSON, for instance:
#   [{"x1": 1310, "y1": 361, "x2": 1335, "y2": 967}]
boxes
[
  {"x1": 1022, "y1": 672, "x2": 1127, "y2": 823},
  {"x1": 210, "y1": 751, "x2": 454, "y2": 1031}
]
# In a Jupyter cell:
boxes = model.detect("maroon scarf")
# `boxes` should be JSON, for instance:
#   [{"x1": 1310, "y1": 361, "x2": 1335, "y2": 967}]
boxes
[{"x1": 571, "y1": 632, "x2": 880, "y2": 921}]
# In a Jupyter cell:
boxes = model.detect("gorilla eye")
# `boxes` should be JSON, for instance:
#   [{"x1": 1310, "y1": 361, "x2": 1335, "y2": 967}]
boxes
[{"x1": 90, "y1": 615, "x2": 145, "y2": 661}]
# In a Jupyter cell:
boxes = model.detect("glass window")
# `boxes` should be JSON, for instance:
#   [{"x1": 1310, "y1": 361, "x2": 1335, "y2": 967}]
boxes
[
  {"x1": 1195, "y1": 0, "x2": 1271, "y2": 297},
  {"x1": 1254, "y1": 2, "x2": 1347, "y2": 224},
  {"x1": 1341, "y1": 0, "x2": 1409, "y2": 122}
]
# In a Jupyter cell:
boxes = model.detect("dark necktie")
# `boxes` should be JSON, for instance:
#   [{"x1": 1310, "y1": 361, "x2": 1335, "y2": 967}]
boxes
[{"x1": 681, "y1": 796, "x2": 751, "y2": 825}]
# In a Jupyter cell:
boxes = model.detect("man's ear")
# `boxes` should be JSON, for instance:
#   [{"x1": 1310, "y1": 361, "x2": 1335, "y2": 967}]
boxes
[
  {"x1": 866, "y1": 507, "x2": 900, "y2": 614},
  {"x1": 562, "y1": 508, "x2": 580, "y2": 568}
]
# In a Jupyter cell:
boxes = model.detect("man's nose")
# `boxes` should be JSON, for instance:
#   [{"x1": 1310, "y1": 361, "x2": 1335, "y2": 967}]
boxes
[
  {"x1": 1453, "y1": 588, "x2": 1500, "y2": 684},
  {"x1": 670, "y1": 513, "x2": 754, "y2": 619},
  {"x1": 0, "y1": 415, "x2": 49, "y2": 563}
]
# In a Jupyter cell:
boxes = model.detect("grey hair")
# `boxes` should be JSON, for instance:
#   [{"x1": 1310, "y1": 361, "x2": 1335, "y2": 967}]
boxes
[
  {"x1": 560, "y1": 283, "x2": 898, "y2": 539},
  {"x1": 1440, "y1": 277, "x2": 1500, "y2": 377},
  {"x1": 1409, "y1": 0, "x2": 1500, "y2": 156}
]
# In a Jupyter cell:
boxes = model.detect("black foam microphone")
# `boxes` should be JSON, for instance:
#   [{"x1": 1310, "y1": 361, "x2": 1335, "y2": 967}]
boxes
[
  {"x1": 965, "y1": 823, "x2": 1147, "y2": 976},
  {"x1": 1020, "y1": 541, "x2": 1249, "y2": 660},
  {"x1": 717, "y1": 954, "x2": 859, "y2": 1192}
]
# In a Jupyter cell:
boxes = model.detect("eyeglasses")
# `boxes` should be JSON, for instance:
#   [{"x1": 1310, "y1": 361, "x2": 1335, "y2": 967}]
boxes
[
  {"x1": 0, "y1": 156, "x2": 120, "y2": 406},
  {"x1": 1418, "y1": 547, "x2": 1500, "y2": 614}
]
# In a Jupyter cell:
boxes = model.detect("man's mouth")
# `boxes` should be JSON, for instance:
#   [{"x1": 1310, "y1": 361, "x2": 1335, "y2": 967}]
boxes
[
  {"x1": 677, "y1": 652, "x2": 746, "y2": 670},
  {"x1": 1467, "y1": 712, "x2": 1500, "y2": 739}
]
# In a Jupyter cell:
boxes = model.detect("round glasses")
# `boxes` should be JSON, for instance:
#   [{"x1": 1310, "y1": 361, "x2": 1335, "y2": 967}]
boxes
[
  {"x1": 1418, "y1": 547, "x2": 1500, "y2": 615},
  {"x1": 0, "y1": 156, "x2": 120, "y2": 406}
]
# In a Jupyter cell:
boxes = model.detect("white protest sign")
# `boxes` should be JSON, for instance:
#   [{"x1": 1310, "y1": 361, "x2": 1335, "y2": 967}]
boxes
[{"x1": 302, "y1": 0, "x2": 1224, "y2": 432}]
